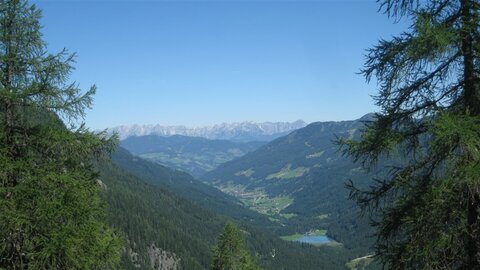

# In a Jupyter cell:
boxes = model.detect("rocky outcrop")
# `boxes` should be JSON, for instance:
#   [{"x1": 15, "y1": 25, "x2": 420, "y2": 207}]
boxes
[
  {"x1": 148, "y1": 244, "x2": 181, "y2": 270},
  {"x1": 123, "y1": 239, "x2": 141, "y2": 268},
  {"x1": 96, "y1": 179, "x2": 108, "y2": 191}
]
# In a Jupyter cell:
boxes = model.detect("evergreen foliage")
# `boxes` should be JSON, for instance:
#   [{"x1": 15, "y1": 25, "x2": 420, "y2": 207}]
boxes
[
  {"x1": 339, "y1": 0, "x2": 480, "y2": 268},
  {"x1": 211, "y1": 223, "x2": 260, "y2": 270},
  {"x1": 100, "y1": 159, "x2": 224, "y2": 269},
  {"x1": 0, "y1": 0, "x2": 120, "y2": 268}
]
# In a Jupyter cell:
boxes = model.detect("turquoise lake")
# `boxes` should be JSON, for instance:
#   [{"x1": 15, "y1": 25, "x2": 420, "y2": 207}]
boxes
[{"x1": 295, "y1": 235, "x2": 333, "y2": 244}]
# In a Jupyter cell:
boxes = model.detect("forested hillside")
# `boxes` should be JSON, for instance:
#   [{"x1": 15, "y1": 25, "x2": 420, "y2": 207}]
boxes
[
  {"x1": 202, "y1": 114, "x2": 386, "y2": 256},
  {"x1": 100, "y1": 160, "x2": 222, "y2": 269},
  {"x1": 100, "y1": 148, "x2": 353, "y2": 269},
  {"x1": 110, "y1": 147, "x2": 274, "y2": 227}
]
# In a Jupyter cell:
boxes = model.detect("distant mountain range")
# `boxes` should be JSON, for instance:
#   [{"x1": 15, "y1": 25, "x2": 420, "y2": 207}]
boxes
[{"x1": 108, "y1": 120, "x2": 307, "y2": 141}]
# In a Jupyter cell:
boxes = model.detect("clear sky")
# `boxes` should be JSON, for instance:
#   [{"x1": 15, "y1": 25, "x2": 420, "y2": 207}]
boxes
[{"x1": 33, "y1": 0, "x2": 409, "y2": 129}]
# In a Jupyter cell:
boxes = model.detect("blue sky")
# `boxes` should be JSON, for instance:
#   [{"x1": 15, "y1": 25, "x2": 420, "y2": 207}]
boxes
[{"x1": 34, "y1": 0, "x2": 408, "y2": 129}]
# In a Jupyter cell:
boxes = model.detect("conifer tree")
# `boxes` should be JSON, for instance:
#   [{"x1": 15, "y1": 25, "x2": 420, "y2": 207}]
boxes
[
  {"x1": 339, "y1": 0, "x2": 480, "y2": 268},
  {"x1": 0, "y1": 0, "x2": 120, "y2": 269},
  {"x1": 211, "y1": 223, "x2": 260, "y2": 270}
]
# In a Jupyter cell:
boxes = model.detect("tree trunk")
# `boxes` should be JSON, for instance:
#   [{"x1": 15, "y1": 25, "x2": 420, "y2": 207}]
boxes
[
  {"x1": 461, "y1": 0, "x2": 480, "y2": 268},
  {"x1": 461, "y1": 0, "x2": 480, "y2": 115}
]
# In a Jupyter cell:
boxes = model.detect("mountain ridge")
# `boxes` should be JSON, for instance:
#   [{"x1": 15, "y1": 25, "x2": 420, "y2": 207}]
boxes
[{"x1": 120, "y1": 135, "x2": 265, "y2": 177}]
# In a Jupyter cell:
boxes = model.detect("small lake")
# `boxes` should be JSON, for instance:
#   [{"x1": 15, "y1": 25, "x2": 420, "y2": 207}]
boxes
[{"x1": 295, "y1": 235, "x2": 333, "y2": 244}]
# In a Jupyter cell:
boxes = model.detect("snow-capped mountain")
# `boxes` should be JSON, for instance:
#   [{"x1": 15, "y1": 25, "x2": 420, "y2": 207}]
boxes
[{"x1": 108, "y1": 120, "x2": 307, "y2": 142}]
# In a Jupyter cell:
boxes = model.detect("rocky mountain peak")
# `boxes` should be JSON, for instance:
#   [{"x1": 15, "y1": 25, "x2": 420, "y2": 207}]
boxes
[{"x1": 108, "y1": 120, "x2": 307, "y2": 141}]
